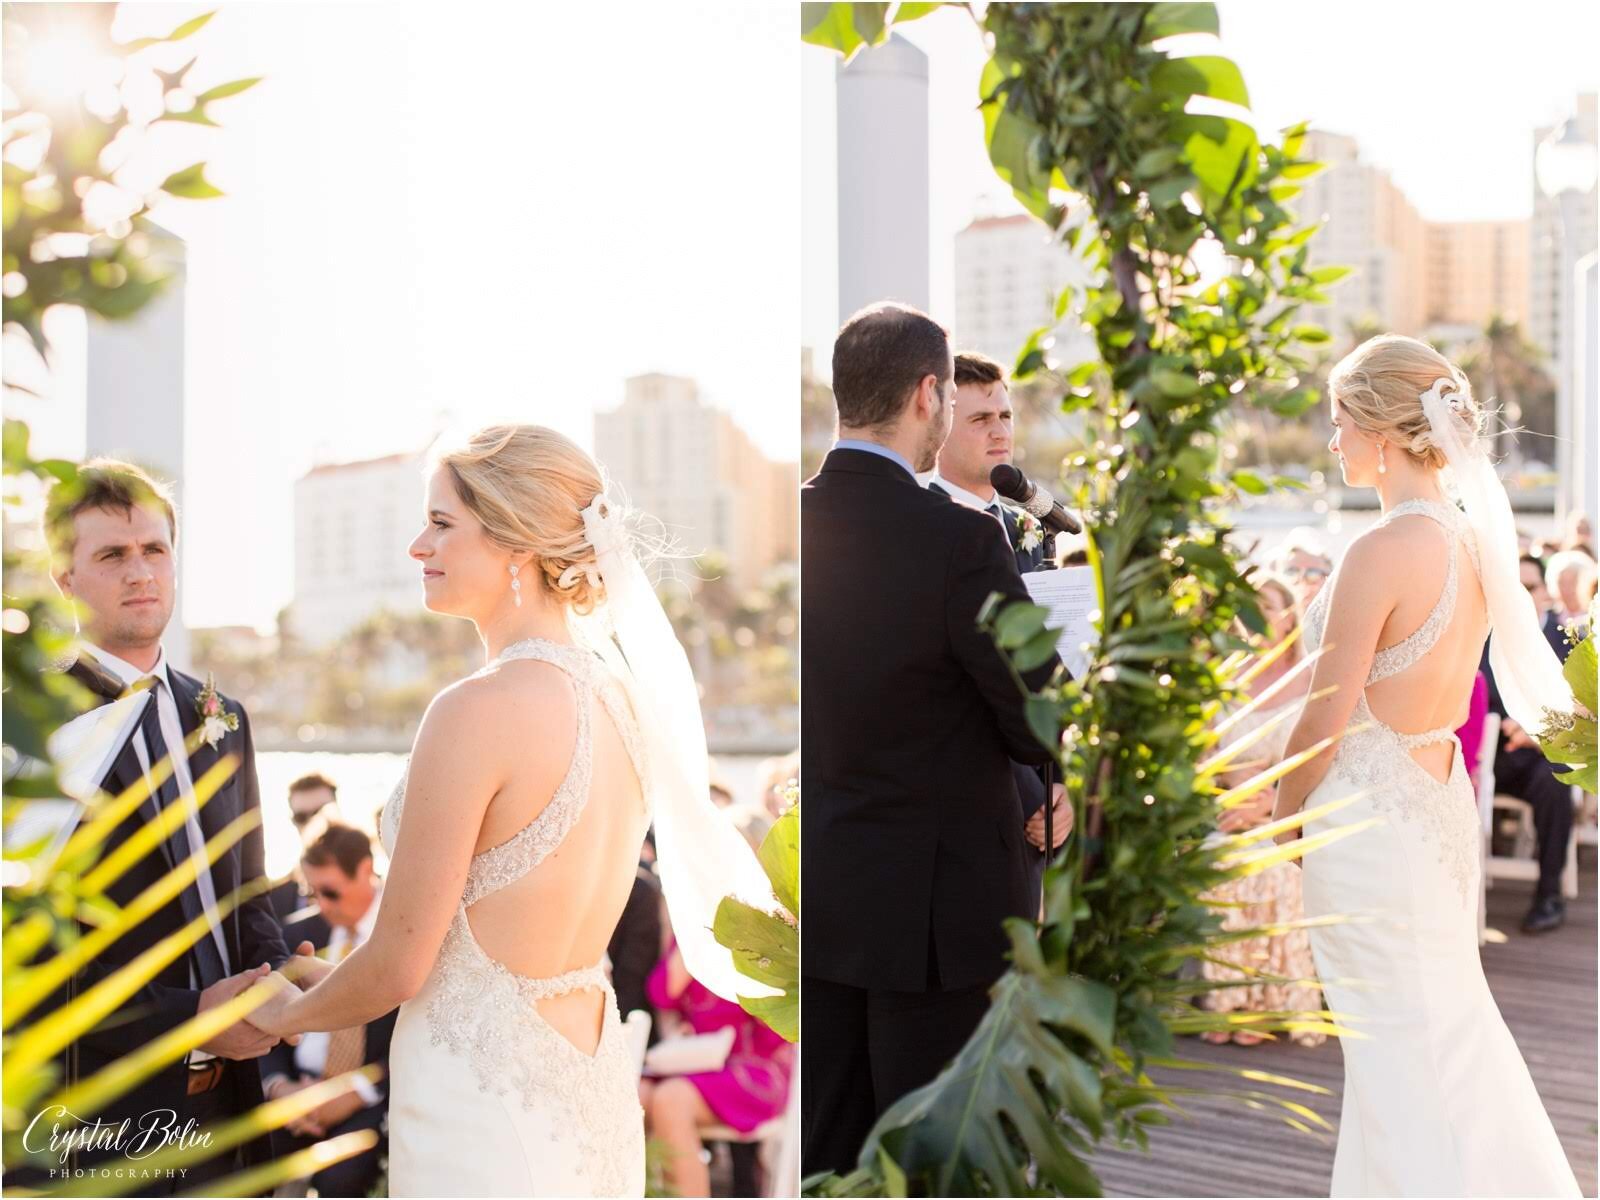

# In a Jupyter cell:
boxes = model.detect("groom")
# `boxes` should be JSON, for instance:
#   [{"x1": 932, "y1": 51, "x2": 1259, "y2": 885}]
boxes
[
  {"x1": 801, "y1": 305, "x2": 1060, "y2": 1176},
  {"x1": 28, "y1": 460, "x2": 289, "y2": 1192},
  {"x1": 926, "y1": 351, "x2": 1070, "y2": 913}
]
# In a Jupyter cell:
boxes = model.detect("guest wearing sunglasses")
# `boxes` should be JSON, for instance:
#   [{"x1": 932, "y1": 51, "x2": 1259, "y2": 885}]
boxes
[
  {"x1": 1272, "y1": 531, "x2": 1334, "y2": 609},
  {"x1": 268, "y1": 773, "x2": 344, "y2": 920},
  {"x1": 263, "y1": 824, "x2": 393, "y2": 1196}
]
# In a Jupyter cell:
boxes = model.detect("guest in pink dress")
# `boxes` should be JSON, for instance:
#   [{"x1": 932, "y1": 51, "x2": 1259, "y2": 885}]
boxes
[
  {"x1": 641, "y1": 940, "x2": 794, "y2": 1196},
  {"x1": 1457, "y1": 670, "x2": 1490, "y2": 783}
]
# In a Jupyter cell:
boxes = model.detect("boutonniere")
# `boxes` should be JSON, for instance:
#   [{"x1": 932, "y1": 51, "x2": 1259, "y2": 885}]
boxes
[
  {"x1": 1016, "y1": 508, "x2": 1044, "y2": 553},
  {"x1": 195, "y1": 673, "x2": 239, "y2": 749}
]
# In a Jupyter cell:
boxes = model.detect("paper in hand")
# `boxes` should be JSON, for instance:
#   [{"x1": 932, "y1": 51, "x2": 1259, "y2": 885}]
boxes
[{"x1": 1022, "y1": 566, "x2": 1099, "y2": 680}]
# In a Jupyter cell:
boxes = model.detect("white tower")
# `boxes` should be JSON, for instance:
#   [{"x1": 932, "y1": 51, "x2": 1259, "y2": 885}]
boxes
[
  {"x1": 836, "y1": 34, "x2": 930, "y2": 322},
  {"x1": 84, "y1": 225, "x2": 190, "y2": 668}
]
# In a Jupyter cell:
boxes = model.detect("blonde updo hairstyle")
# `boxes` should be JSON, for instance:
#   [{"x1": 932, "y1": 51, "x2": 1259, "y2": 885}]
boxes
[
  {"x1": 434, "y1": 425, "x2": 608, "y2": 614},
  {"x1": 1327, "y1": 334, "x2": 1485, "y2": 470}
]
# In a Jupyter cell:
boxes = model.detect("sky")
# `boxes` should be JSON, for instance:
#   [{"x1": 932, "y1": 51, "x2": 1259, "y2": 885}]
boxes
[
  {"x1": 16, "y1": 2, "x2": 800, "y2": 629},
  {"x1": 801, "y1": 0, "x2": 1600, "y2": 357}
]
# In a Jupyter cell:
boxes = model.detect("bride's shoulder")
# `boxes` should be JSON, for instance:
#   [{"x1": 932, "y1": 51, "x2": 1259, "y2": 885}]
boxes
[
  {"x1": 1330, "y1": 523, "x2": 1415, "y2": 591},
  {"x1": 416, "y1": 663, "x2": 576, "y2": 751}
]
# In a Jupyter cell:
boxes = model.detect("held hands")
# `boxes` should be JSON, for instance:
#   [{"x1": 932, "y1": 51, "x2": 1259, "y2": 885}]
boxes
[
  {"x1": 241, "y1": 969, "x2": 304, "y2": 1039},
  {"x1": 1025, "y1": 783, "x2": 1074, "y2": 851},
  {"x1": 267, "y1": 1077, "x2": 363, "y2": 1138},
  {"x1": 196, "y1": 965, "x2": 283, "y2": 1060},
  {"x1": 1502, "y1": 718, "x2": 1537, "y2": 753},
  {"x1": 283, "y1": 939, "x2": 336, "y2": 990}
]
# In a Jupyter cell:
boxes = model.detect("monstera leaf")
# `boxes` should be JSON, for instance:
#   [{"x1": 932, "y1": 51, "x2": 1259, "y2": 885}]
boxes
[
  {"x1": 854, "y1": 919, "x2": 1116, "y2": 1196},
  {"x1": 713, "y1": 805, "x2": 799, "y2": 1041}
]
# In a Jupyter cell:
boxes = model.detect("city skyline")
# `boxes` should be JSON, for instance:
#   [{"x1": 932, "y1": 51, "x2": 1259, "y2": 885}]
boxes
[
  {"x1": 18, "y1": 2, "x2": 799, "y2": 630},
  {"x1": 801, "y1": 1, "x2": 1600, "y2": 357}
]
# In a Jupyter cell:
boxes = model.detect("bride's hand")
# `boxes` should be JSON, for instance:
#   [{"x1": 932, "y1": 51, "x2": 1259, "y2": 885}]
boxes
[
  {"x1": 282, "y1": 940, "x2": 335, "y2": 990},
  {"x1": 244, "y1": 971, "x2": 304, "y2": 1038}
]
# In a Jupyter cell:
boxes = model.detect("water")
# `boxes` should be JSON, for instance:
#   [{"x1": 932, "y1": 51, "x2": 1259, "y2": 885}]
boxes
[{"x1": 256, "y1": 750, "x2": 783, "y2": 878}]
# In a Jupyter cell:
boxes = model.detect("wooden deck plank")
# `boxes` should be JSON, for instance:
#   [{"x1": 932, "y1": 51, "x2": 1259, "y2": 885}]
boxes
[{"x1": 1093, "y1": 856, "x2": 1598, "y2": 1198}]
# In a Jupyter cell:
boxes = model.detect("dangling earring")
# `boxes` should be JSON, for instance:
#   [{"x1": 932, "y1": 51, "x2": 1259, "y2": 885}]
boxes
[
  {"x1": 509, "y1": 562, "x2": 522, "y2": 607},
  {"x1": 1377, "y1": 443, "x2": 1387, "y2": 475}
]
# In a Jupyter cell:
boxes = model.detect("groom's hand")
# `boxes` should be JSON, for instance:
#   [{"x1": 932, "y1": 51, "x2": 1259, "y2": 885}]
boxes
[
  {"x1": 284, "y1": 939, "x2": 335, "y2": 990},
  {"x1": 1025, "y1": 784, "x2": 1073, "y2": 850},
  {"x1": 197, "y1": 964, "x2": 281, "y2": 1059}
]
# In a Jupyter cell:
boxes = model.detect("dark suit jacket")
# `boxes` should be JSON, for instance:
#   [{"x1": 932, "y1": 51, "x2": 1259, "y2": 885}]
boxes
[
  {"x1": 40, "y1": 654, "x2": 289, "y2": 1160},
  {"x1": 927, "y1": 480, "x2": 1056, "y2": 576},
  {"x1": 926, "y1": 482, "x2": 1055, "y2": 910},
  {"x1": 803, "y1": 449, "x2": 1058, "y2": 993},
  {"x1": 262, "y1": 907, "x2": 397, "y2": 1110}
]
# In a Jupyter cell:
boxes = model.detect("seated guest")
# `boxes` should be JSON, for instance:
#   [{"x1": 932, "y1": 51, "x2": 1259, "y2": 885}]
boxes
[
  {"x1": 642, "y1": 938, "x2": 795, "y2": 1198},
  {"x1": 263, "y1": 825, "x2": 394, "y2": 1197},
  {"x1": 1546, "y1": 548, "x2": 1596, "y2": 627},
  {"x1": 267, "y1": 773, "x2": 343, "y2": 921},
  {"x1": 1561, "y1": 510, "x2": 1593, "y2": 559},
  {"x1": 1483, "y1": 556, "x2": 1579, "y2": 933},
  {"x1": 1456, "y1": 671, "x2": 1491, "y2": 784},
  {"x1": 1199, "y1": 576, "x2": 1324, "y2": 1047},
  {"x1": 607, "y1": 849, "x2": 664, "y2": 1029},
  {"x1": 1272, "y1": 531, "x2": 1333, "y2": 610}
]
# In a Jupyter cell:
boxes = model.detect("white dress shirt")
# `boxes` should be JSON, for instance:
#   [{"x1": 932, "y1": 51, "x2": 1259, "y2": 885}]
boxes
[
  {"x1": 84, "y1": 642, "x2": 233, "y2": 983},
  {"x1": 926, "y1": 471, "x2": 1007, "y2": 530}
]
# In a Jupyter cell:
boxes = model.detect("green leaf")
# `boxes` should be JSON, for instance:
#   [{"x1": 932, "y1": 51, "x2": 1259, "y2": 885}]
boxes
[
  {"x1": 121, "y1": 10, "x2": 216, "y2": 53},
  {"x1": 1150, "y1": 366, "x2": 1199, "y2": 398},
  {"x1": 159, "y1": 162, "x2": 224, "y2": 199},
  {"x1": 1173, "y1": 114, "x2": 1260, "y2": 202},
  {"x1": 1026, "y1": 696, "x2": 1060, "y2": 754},
  {"x1": 1562, "y1": 632, "x2": 1596, "y2": 714},
  {"x1": 1310, "y1": 265, "x2": 1351, "y2": 285},
  {"x1": 757, "y1": 804, "x2": 799, "y2": 917},
  {"x1": 1231, "y1": 470, "x2": 1269, "y2": 495},
  {"x1": 1291, "y1": 324, "x2": 1331, "y2": 344},
  {"x1": 1151, "y1": 56, "x2": 1251, "y2": 109},
  {"x1": 994, "y1": 600, "x2": 1050, "y2": 649},
  {"x1": 195, "y1": 76, "x2": 263, "y2": 104},
  {"x1": 1134, "y1": 147, "x2": 1182, "y2": 178},
  {"x1": 712, "y1": 897, "x2": 797, "y2": 990},
  {"x1": 1013, "y1": 625, "x2": 1061, "y2": 672},
  {"x1": 1140, "y1": 2, "x2": 1220, "y2": 41},
  {"x1": 859, "y1": 971, "x2": 1113, "y2": 1195}
]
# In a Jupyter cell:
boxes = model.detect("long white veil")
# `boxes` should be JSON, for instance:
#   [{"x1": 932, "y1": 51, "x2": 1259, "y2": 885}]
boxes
[
  {"x1": 566, "y1": 496, "x2": 781, "y2": 1003},
  {"x1": 1420, "y1": 379, "x2": 1578, "y2": 734}
]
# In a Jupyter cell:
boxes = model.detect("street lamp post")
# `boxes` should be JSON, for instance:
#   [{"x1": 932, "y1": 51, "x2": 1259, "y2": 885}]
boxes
[{"x1": 1536, "y1": 116, "x2": 1599, "y2": 523}]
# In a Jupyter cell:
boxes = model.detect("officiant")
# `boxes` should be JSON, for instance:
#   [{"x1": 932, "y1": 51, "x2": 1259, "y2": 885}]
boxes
[
  {"x1": 26, "y1": 460, "x2": 289, "y2": 1192},
  {"x1": 925, "y1": 351, "x2": 1073, "y2": 913},
  {"x1": 801, "y1": 305, "x2": 1061, "y2": 1176}
]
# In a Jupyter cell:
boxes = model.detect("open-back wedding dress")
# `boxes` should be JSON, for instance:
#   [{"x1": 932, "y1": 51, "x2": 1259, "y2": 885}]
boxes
[
  {"x1": 380, "y1": 639, "x2": 647, "y2": 1197},
  {"x1": 1299, "y1": 497, "x2": 1579, "y2": 1197}
]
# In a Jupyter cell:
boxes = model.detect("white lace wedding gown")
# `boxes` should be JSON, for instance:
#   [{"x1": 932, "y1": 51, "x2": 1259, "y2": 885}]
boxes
[
  {"x1": 379, "y1": 639, "x2": 647, "y2": 1197},
  {"x1": 1299, "y1": 499, "x2": 1579, "y2": 1197}
]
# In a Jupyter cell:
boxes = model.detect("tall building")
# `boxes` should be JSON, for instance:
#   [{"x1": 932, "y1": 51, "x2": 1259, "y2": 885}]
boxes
[
  {"x1": 290, "y1": 452, "x2": 427, "y2": 644},
  {"x1": 1295, "y1": 132, "x2": 1428, "y2": 338},
  {"x1": 1529, "y1": 94, "x2": 1598, "y2": 362},
  {"x1": 594, "y1": 374, "x2": 796, "y2": 588},
  {"x1": 1424, "y1": 220, "x2": 1530, "y2": 333},
  {"x1": 952, "y1": 214, "x2": 1094, "y2": 369},
  {"x1": 837, "y1": 34, "x2": 929, "y2": 319}
]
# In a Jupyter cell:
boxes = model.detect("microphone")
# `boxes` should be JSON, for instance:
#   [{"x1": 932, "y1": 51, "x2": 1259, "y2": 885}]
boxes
[{"x1": 990, "y1": 464, "x2": 1082, "y2": 535}]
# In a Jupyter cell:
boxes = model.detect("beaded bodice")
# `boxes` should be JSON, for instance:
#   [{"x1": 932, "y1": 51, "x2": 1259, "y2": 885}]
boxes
[
  {"x1": 379, "y1": 637, "x2": 649, "y2": 1196},
  {"x1": 1303, "y1": 499, "x2": 1486, "y2": 898}
]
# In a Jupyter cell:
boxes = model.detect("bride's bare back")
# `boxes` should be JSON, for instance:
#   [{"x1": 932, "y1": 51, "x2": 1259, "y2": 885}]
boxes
[
  {"x1": 466, "y1": 654, "x2": 648, "y2": 1052},
  {"x1": 1361, "y1": 511, "x2": 1489, "y2": 783}
]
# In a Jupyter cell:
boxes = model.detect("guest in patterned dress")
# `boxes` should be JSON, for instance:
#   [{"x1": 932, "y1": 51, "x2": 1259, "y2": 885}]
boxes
[
  {"x1": 641, "y1": 938, "x2": 795, "y2": 1195},
  {"x1": 1199, "y1": 575, "x2": 1326, "y2": 1048}
]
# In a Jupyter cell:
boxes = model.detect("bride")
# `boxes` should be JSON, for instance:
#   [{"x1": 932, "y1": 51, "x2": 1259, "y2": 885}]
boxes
[
  {"x1": 252, "y1": 425, "x2": 777, "y2": 1196},
  {"x1": 1271, "y1": 335, "x2": 1580, "y2": 1197}
]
